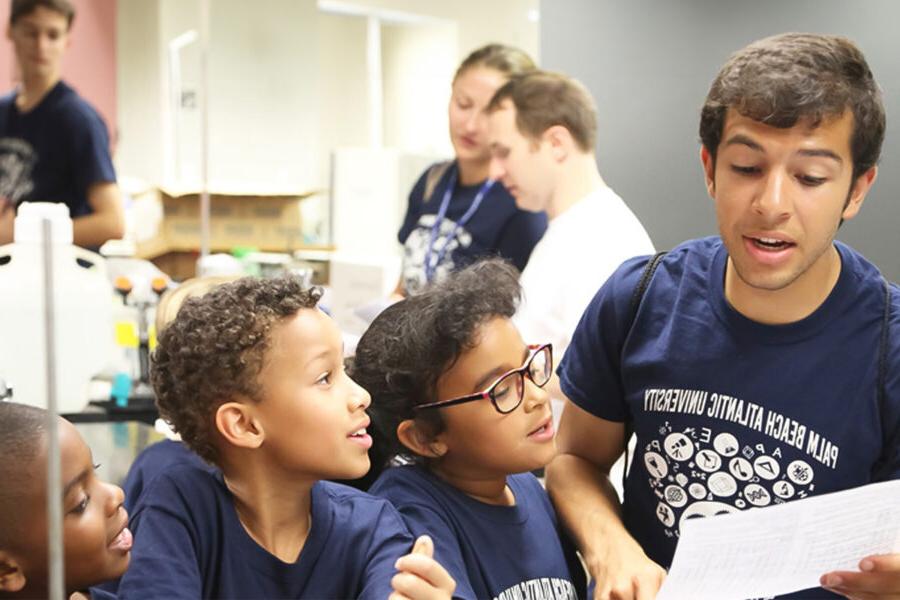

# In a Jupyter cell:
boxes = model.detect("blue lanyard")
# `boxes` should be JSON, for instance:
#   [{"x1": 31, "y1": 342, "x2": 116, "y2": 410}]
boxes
[{"x1": 424, "y1": 169, "x2": 495, "y2": 283}]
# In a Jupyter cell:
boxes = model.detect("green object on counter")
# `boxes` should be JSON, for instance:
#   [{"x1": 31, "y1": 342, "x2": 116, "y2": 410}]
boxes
[
  {"x1": 230, "y1": 246, "x2": 257, "y2": 259},
  {"x1": 231, "y1": 246, "x2": 261, "y2": 276}
]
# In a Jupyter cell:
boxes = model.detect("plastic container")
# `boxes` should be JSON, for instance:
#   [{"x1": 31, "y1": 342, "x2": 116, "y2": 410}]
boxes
[{"x1": 0, "y1": 203, "x2": 115, "y2": 412}]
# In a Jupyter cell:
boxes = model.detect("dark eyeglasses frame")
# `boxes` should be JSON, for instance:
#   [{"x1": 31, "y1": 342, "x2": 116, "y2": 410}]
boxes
[{"x1": 414, "y1": 343, "x2": 553, "y2": 414}]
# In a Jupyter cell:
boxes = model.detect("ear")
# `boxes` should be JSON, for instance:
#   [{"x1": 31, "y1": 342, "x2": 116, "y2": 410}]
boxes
[
  {"x1": 700, "y1": 145, "x2": 716, "y2": 197},
  {"x1": 0, "y1": 552, "x2": 26, "y2": 593},
  {"x1": 396, "y1": 419, "x2": 447, "y2": 458},
  {"x1": 542, "y1": 125, "x2": 572, "y2": 162},
  {"x1": 214, "y1": 401, "x2": 264, "y2": 450},
  {"x1": 841, "y1": 166, "x2": 877, "y2": 222}
]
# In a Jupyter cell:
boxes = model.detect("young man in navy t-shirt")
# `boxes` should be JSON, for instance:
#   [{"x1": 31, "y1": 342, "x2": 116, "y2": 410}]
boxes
[
  {"x1": 546, "y1": 33, "x2": 900, "y2": 600},
  {"x1": 0, "y1": 0, "x2": 124, "y2": 248}
]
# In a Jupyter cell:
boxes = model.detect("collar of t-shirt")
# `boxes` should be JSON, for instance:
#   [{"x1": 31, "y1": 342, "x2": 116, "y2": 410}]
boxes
[
  {"x1": 707, "y1": 239, "x2": 870, "y2": 345},
  {"x1": 545, "y1": 185, "x2": 619, "y2": 234},
  {"x1": 213, "y1": 471, "x2": 333, "y2": 578}
]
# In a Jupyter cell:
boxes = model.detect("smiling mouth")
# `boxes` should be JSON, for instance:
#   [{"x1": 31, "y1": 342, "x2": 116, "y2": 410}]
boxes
[
  {"x1": 530, "y1": 423, "x2": 550, "y2": 435},
  {"x1": 528, "y1": 418, "x2": 553, "y2": 438}
]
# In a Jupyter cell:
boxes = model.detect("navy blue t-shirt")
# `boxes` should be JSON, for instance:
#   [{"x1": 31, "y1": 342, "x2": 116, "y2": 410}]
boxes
[
  {"x1": 0, "y1": 81, "x2": 116, "y2": 218},
  {"x1": 560, "y1": 236, "x2": 900, "y2": 599},
  {"x1": 113, "y1": 463, "x2": 415, "y2": 599},
  {"x1": 398, "y1": 161, "x2": 547, "y2": 295},
  {"x1": 370, "y1": 465, "x2": 586, "y2": 600},
  {"x1": 120, "y1": 439, "x2": 210, "y2": 513}
]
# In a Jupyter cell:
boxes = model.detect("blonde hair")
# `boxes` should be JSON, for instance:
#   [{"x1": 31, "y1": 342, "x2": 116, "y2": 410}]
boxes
[
  {"x1": 454, "y1": 43, "x2": 536, "y2": 83},
  {"x1": 155, "y1": 275, "x2": 240, "y2": 333}
]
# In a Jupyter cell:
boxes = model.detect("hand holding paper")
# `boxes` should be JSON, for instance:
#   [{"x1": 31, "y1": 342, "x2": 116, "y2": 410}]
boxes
[
  {"x1": 656, "y1": 480, "x2": 900, "y2": 600},
  {"x1": 821, "y1": 552, "x2": 900, "y2": 599}
]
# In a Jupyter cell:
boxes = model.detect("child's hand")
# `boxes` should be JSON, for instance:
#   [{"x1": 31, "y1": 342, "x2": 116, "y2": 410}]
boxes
[{"x1": 390, "y1": 535, "x2": 456, "y2": 600}]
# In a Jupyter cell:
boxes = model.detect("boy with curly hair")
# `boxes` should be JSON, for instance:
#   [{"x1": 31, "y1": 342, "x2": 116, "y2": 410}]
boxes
[{"x1": 114, "y1": 276, "x2": 454, "y2": 599}]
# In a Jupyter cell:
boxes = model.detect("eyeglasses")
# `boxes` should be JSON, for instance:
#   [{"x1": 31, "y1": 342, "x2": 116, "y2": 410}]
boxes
[{"x1": 415, "y1": 343, "x2": 553, "y2": 414}]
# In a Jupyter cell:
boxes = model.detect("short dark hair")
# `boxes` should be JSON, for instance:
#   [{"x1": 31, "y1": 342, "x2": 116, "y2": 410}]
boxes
[
  {"x1": 150, "y1": 276, "x2": 322, "y2": 465},
  {"x1": 454, "y1": 43, "x2": 536, "y2": 83},
  {"x1": 488, "y1": 70, "x2": 597, "y2": 152},
  {"x1": 700, "y1": 33, "x2": 885, "y2": 181},
  {"x1": 0, "y1": 402, "x2": 47, "y2": 550},
  {"x1": 350, "y1": 258, "x2": 521, "y2": 482},
  {"x1": 10, "y1": 0, "x2": 75, "y2": 28}
]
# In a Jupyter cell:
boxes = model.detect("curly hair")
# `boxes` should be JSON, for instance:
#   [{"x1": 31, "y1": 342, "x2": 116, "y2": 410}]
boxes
[
  {"x1": 700, "y1": 33, "x2": 885, "y2": 181},
  {"x1": 150, "y1": 276, "x2": 322, "y2": 465},
  {"x1": 154, "y1": 275, "x2": 240, "y2": 334},
  {"x1": 350, "y1": 258, "x2": 521, "y2": 483}
]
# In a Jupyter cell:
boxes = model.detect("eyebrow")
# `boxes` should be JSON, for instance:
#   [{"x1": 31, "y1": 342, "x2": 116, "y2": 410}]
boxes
[
  {"x1": 470, "y1": 347, "x2": 531, "y2": 393},
  {"x1": 305, "y1": 348, "x2": 332, "y2": 368},
  {"x1": 724, "y1": 134, "x2": 843, "y2": 163},
  {"x1": 796, "y1": 148, "x2": 843, "y2": 164},
  {"x1": 63, "y1": 467, "x2": 90, "y2": 497},
  {"x1": 62, "y1": 448, "x2": 97, "y2": 498},
  {"x1": 723, "y1": 134, "x2": 764, "y2": 152}
]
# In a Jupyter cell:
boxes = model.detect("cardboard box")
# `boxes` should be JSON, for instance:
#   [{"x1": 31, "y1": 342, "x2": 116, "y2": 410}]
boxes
[
  {"x1": 128, "y1": 186, "x2": 342, "y2": 281},
  {"x1": 159, "y1": 188, "x2": 311, "y2": 251},
  {"x1": 147, "y1": 250, "x2": 201, "y2": 282},
  {"x1": 135, "y1": 187, "x2": 320, "y2": 258}
]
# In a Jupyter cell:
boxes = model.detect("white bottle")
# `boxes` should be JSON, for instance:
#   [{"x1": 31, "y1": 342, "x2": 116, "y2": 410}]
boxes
[{"x1": 0, "y1": 203, "x2": 115, "y2": 412}]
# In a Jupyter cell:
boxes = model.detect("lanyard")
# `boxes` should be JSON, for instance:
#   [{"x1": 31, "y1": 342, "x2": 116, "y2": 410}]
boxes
[{"x1": 423, "y1": 168, "x2": 495, "y2": 283}]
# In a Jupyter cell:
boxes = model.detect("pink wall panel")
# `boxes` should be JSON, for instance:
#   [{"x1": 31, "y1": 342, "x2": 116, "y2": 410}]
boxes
[
  {"x1": 0, "y1": 0, "x2": 12, "y2": 91},
  {"x1": 1, "y1": 0, "x2": 117, "y2": 141},
  {"x1": 63, "y1": 0, "x2": 117, "y2": 142}
]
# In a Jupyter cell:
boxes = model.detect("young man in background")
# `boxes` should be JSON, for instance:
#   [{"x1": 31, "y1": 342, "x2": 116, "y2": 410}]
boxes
[{"x1": 0, "y1": 0, "x2": 124, "y2": 248}]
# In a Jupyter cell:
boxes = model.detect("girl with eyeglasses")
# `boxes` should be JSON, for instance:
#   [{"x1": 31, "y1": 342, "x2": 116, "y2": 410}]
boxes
[{"x1": 351, "y1": 258, "x2": 586, "y2": 600}]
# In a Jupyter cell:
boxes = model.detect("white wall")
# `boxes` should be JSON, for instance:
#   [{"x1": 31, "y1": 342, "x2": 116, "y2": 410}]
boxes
[
  {"x1": 116, "y1": 0, "x2": 164, "y2": 185},
  {"x1": 118, "y1": 0, "x2": 321, "y2": 193},
  {"x1": 381, "y1": 21, "x2": 457, "y2": 155},
  {"x1": 159, "y1": 0, "x2": 201, "y2": 186},
  {"x1": 325, "y1": 0, "x2": 539, "y2": 63},
  {"x1": 315, "y1": 12, "x2": 370, "y2": 184},
  {"x1": 319, "y1": 0, "x2": 538, "y2": 160},
  {"x1": 114, "y1": 0, "x2": 538, "y2": 238},
  {"x1": 207, "y1": 0, "x2": 320, "y2": 192}
]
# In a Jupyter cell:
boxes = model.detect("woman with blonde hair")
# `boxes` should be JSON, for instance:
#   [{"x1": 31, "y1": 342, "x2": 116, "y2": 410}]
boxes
[{"x1": 395, "y1": 44, "x2": 547, "y2": 296}]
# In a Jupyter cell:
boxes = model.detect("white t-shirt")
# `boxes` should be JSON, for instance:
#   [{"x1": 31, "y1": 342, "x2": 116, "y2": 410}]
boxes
[{"x1": 514, "y1": 186, "x2": 655, "y2": 373}]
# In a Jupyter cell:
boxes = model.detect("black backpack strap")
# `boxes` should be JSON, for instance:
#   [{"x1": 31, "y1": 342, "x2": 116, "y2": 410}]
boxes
[
  {"x1": 878, "y1": 278, "x2": 891, "y2": 443},
  {"x1": 873, "y1": 278, "x2": 896, "y2": 479},
  {"x1": 620, "y1": 251, "x2": 667, "y2": 495}
]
